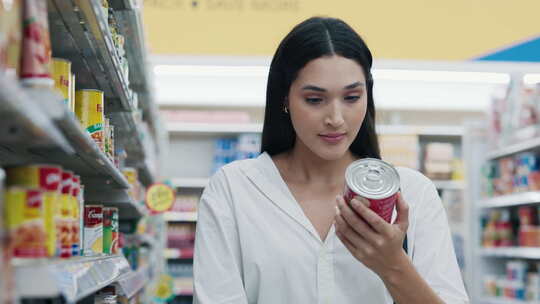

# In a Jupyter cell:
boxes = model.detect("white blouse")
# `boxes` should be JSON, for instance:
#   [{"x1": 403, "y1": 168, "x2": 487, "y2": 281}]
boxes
[{"x1": 193, "y1": 152, "x2": 469, "y2": 304}]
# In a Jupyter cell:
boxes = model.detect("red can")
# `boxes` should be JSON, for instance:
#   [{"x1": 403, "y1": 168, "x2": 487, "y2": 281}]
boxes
[{"x1": 344, "y1": 158, "x2": 400, "y2": 223}]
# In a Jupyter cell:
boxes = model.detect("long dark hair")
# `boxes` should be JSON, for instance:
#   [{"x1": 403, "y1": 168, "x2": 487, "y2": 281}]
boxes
[{"x1": 261, "y1": 17, "x2": 380, "y2": 159}]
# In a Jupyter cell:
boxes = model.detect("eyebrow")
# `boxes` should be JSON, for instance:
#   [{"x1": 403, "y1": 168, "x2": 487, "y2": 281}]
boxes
[{"x1": 302, "y1": 82, "x2": 365, "y2": 92}]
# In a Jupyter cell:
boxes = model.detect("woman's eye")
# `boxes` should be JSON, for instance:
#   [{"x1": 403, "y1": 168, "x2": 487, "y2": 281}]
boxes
[
  {"x1": 345, "y1": 96, "x2": 361, "y2": 102},
  {"x1": 305, "y1": 97, "x2": 323, "y2": 104}
]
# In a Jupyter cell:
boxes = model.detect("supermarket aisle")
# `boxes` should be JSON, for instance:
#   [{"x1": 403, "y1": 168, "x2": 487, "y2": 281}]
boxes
[{"x1": 1, "y1": 1, "x2": 167, "y2": 303}]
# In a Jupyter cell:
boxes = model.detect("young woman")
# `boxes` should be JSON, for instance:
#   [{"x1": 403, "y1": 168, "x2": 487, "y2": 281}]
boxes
[{"x1": 193, "y1": 17, "x2": 469, "y2": 304}]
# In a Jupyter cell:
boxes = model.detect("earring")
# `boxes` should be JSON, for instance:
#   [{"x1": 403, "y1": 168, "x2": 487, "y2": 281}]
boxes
[{"x1": 283, "y1": 106, "x2": 289, "y2": 114}]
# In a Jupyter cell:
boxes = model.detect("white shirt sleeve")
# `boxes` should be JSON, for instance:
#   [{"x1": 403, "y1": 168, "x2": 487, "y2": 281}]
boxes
[
  {"x1": 412, "y1": 181, "x2": 470, "y2": 304},
  {"x1": 193, "y1": 170, "x2": 249, "y2": 304}
]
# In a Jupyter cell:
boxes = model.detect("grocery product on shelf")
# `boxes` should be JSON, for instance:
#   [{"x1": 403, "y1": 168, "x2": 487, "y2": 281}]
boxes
[
  {"x1": 20, "y1": 0, "x2": 53, "y2": 87},
  {"x1": 167, "y1": 223, "x2": 195, "y2": 249},
  {"x1": 379, "y1": 134, "x2": 419, "y2": 169},
  {"x1": 488, "y1": 80, "x2": 540, "y2": 148},
  {"x1": 84, "y1": 204, "x2": 104, "y2": 256},
  {"x1": 0, "y1": 0, "x2": 22, "y2": 77},
  {"x1": 71, "y1": 175, "x2": 82, "y2": 256},
  {"x1": 5, "y1": 187, "x2": 46, "y2": 257},
  {"x1": 171, "y1": 194, "x2": 198, "y2": 213},
  {"x1": 52, "y1": 57, "x2": 72, "y2": 109},
  {"x1": 423, "y1": 142, "x2": 455, "y2": 180},
  {"x1": 482, "y1": 209, "x2": 513, "y2": 248},
  {"x1": 75, "y1": 89, "x2": 106, "y2": 151},
  {"x1": 236, "y1": 133, "x2": 262, "y2": 160},
  {"x1": 123, "y1": 167, "x2": 143, "y2": 202},
  {"x1": 103, "y1": 207, "x2": 119, "y2": 254},
  {"x1": 6, "y1": 164, "x2": 62, "y2": 257},
  {"x1": 213, "y1": 134, "x2": 262, "y2": 173},
  {"x1": 482, "y1": 152, "x2": 540, "y2": 197},
  {"x1": 482, "y1": 260, "x2": 540, "y2": 301},
  {"x1": 59, "y1": 170, "x2": 73, "y2": 258}
]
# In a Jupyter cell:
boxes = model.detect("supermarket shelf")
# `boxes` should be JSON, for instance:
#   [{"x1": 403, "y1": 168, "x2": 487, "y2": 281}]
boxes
[
  {"x1": 433, "y1": 180, "x2": 466, "y2": 190},
  {"x1": 13, "y1": 255, "x2": 130, "y2": 302},
  {"x1": 112, "y1": 5, "x2": 148, "y2": 93},
  {"x1": 0, "y1": 76, "x2": 72, "y2": 153},
  {"x1": 487, "y1": 136, "x2": 540, "y2": 160},
  {"x1": 85, "y1": 187, "x2": 147, "y2": 220},
  {"x1": 480, "y1": 247, "x2": 540, "y2": 259},
  {"x1": 480, "y1": 192, "x2": 540, "y2": 209},
  {"x1": 117, "y1": 265, "x2": 150, "y2": 299},
  {"x1": 48, "y1": 0, "x2": 133, "y2": 112},
  {"x1": 172, "y1": 178, "x2": 209, "y2": 189},
  {"x1": 0, "y1": 87, "x2": 130, "y2": 190},
  {"x1": 164, "y1": 212, "x2": 198, "y2": 222},
  {"x1": 138, "y1": 160, "x2": 156, "y2": 187},
  {"x1": 167, "y1": 123, "x2": 464, "y2": 137},
  {"x1": 481, "y1": 297, "x2": 540, "y2": 304},
  {"x1": 165, "y1": 248, "x2": 194, "y2": 259},
  {"x1": 110, "y1": 0, "x2": 141, "y2": 10}
]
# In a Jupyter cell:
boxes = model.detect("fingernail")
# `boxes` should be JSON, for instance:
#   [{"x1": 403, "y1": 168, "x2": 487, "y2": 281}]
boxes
[
  {"x1": 335, "y1": 206, "x2": 341, "y2": 215},
  {"x1": 350, "y1": 199, "x2": 360, "y2": 207}
]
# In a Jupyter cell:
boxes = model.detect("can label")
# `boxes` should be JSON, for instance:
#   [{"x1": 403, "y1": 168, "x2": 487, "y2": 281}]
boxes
[
  {"x1": 344, "y1": 158, "x2": 400, "y2": 223},
  {"x1": 7, "y1": 165, "x2": 62, "y2": 257},
  {"x1": 75, "y1": 90, "x2": 104, "y2": 150},
  {"x1": 84, "y1": 205, "x2": 103, "y2": 256},
  {"x1": 5, "y1": 188, "x2": 47, "y2": 257},
  {"x1": 7, "y1": 165, "x2": 62, "y2": 192},
  {"x1": 103, "y1": 207, "x2": 119, "y2": 254},
  {"x1": 71, "y1": 176, "x2": 81, "y2": 256},
  {"x1": 20, "y1": 0, "x2": 52, "y2": 82},
  {"x1": 58, "y1": 193, "x2": 72, "y2": 258},
  {"x1": 52, "y1": 58, "x2": 71, "y2": 107}
]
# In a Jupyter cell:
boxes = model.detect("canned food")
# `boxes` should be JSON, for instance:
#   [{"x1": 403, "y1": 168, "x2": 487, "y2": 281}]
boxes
[
  {"x1": 52, "y1": 58, "x2": 71, "y2": 107},
  {"x1": 20, "y1": 0, "x2": 53, "y2": 87},
  {"x1": 344, "y1": 158, "x2": 400, "y2": 223},
  {"x1": 5, "y1": 187, "x2": 46, "y2": 257},
  {"x1": 103, "y1": 207, "x2": 119, "y2": 254},
  {"x1": 83, "y1": 205, "x2": 103, "y2": 256},
  {"x1": 58, "y1": 171, "x2": 73, "y2": 258},
  {"x1": 7, "y1": 165, "x2": 62, "y2": 257},
  {"x1": 75, "y1": 89, "x2": 105, "y2": 150},
  {"x1": 70, "y1": 175, "x2": 81, "y2": 256},
  {"x1": 122, "y1": 167, "x2": 138, "y2": 200}
]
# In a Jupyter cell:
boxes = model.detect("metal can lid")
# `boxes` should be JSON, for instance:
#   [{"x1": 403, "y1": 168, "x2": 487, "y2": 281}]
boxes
[{"x1": 345, "y1": 158, "x2": 400, "y2": 200}]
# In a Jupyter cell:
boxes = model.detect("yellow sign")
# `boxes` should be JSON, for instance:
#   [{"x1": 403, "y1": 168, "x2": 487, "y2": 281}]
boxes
[
  {"x1": 152, "y1": 273, "x2": 175, "y2": 302},
  {"x1": 143, "y1": 0, "x2": 540, "y2": 60},
  {"x1": 145, "y1": 183, "x2": 175, "y2": 213}
]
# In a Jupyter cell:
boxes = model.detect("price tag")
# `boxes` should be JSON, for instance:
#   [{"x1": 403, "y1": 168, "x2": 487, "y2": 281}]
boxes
[{"x1": 145, "y1": 183, "x2": 175, "y2": 213}]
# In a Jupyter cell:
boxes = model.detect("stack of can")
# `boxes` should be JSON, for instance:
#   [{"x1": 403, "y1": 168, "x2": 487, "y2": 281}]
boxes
[{"x1": 4, "y1": 165, "x2": 83, "y2": 258}]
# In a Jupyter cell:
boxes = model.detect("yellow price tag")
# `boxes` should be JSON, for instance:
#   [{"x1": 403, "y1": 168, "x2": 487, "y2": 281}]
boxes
[{"x1": 145, "y1": 183, "x2": 175, "y2": 213}]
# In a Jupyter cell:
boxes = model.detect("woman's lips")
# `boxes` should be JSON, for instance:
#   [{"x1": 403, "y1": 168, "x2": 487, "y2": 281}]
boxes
[{"x1": 319, "y1": 133, "x2": 346, "y2": 144}]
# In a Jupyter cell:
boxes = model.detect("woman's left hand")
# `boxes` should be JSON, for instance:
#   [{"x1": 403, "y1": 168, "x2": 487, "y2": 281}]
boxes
[{"x1": 334, "y1": 192, "x2": 410, "y2": 278}]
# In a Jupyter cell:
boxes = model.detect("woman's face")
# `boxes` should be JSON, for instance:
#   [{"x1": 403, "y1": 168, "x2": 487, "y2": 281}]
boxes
[{"x1": 288, "y1": 55, "x2": 368, "y2": 161}]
